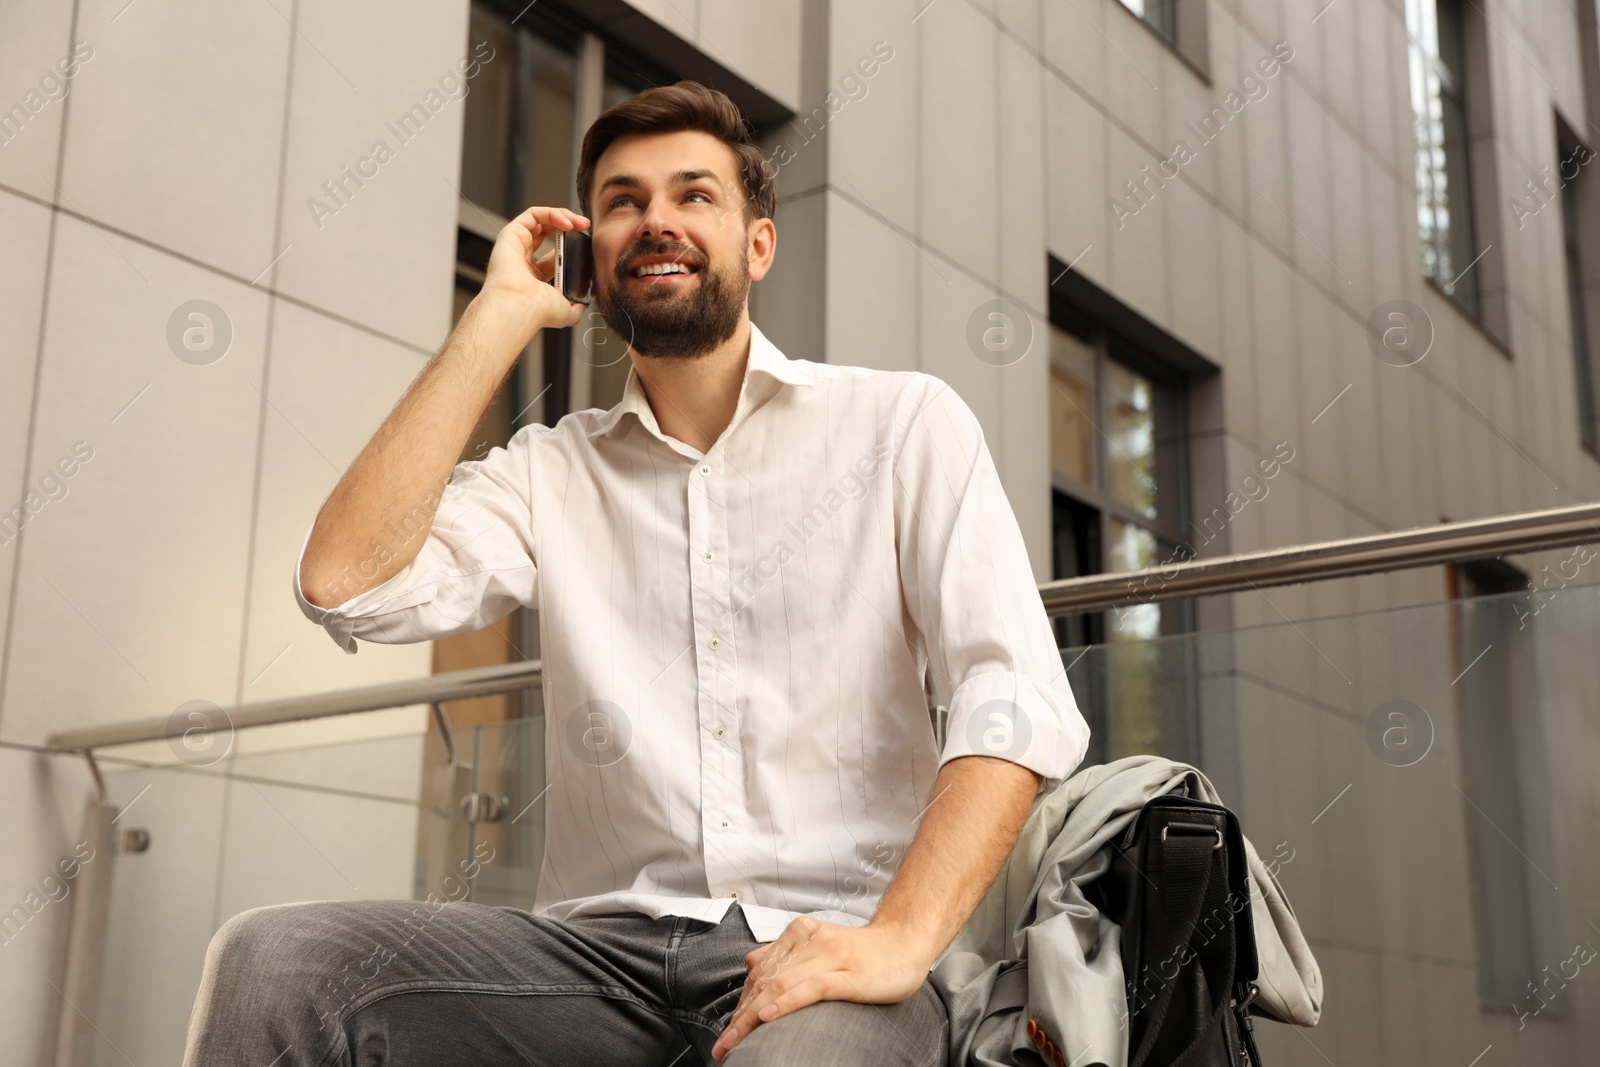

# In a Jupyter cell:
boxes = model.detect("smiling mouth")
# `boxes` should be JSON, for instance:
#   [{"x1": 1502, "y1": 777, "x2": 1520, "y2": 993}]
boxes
[{"x1": 629, "y1": 260, "x2": 701, "y2": 281}]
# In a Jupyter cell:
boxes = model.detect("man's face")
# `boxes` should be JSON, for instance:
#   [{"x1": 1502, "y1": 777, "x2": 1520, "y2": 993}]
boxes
[{"x1": 588, "y1": 130, "x2": 771, "y2": 360}]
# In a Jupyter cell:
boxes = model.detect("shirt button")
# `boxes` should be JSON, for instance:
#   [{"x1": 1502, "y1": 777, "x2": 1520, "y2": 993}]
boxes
[
  {"x1": 703, "y1": 551, "x2": 713, "y2": 562},
  {"x1": 713, "y1": 725, "x2": 726, "y2": 739},
  {"x1": 718, "y1": 818, "x2": 731, "y2": 830},
  {"x1": 699, "y1": 464, "x2": 711, "y2": 476},
  {"x1": 732, "y1": 889, "x2": 743, "y2": 902},
  {"x1": 708, "y1": 637, "x2": 720, "y2": 650}
]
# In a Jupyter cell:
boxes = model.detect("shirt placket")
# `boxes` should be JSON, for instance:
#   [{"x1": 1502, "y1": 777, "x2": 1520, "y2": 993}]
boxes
[{"x1": 688, "y1": 454, "x2": 749, "y2": 904}]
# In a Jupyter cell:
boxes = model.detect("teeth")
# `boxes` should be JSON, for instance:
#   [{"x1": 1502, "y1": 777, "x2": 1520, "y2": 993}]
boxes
[{"x1": 634, "y1": 262, "x2": 692, "y2": 276}]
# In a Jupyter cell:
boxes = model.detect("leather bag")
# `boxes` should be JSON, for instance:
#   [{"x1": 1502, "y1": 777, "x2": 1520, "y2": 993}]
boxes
[{"x1": 1086, "y1": 787, "x2": 1266, "y2": 1067}]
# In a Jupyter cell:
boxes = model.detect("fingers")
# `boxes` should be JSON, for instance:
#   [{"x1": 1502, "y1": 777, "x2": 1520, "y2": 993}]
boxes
[
  {"x1": 753, "y1": 971, "x2": 831, "y2": 1024},
  {"x1": 715, "y1": 935, "x2": 817, "y2": 1059},
  {"x1": 493, "y1": 207, "x2": 589, "y2": 276},
  {"x1": 717, "y1": 952, "x2": 782, "y2": 1058},
  {"x1": 714, "y1": 918, "x2": 840, "y2": 1059},
  {"x1": 552, "y1": 296, "x2": 585, "y2": 328},
  {"x1": 506, "y1": 205, "x2": 590, "y2": 241},
  {"x1": 531, "y1": 247, "x2": 555, "y2": 284},
  {"x1": 715, "y1": 961, "x2": 830, "y2": 1060}
]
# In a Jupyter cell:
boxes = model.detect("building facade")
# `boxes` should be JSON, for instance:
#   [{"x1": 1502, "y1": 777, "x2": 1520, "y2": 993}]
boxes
[{"x1": 3, "y1": 0, "x2": 1599, "y2": 1062}]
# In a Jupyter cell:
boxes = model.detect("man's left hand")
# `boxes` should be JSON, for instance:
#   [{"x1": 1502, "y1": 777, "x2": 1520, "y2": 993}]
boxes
[{"x1": 710, "y1": 917, "x2": 933, "y2": 1061}]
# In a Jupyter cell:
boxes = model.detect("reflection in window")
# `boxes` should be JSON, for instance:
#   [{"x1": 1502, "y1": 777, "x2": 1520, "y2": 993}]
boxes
[
  {"x1": 1115, "y1": 0, "x2": 1176, "y2": 44},
  {"x1": 1049, "y1": 329, "x2": 1095, "y2": 486},
  {"x1": 1105, "y1": 520, "x2": 1160, "y2": 641},
  {"x1": 460, "y1": 6, "x2": 579, "y2": 218},
  {"x1": 603, "y1": 74, "x2": 636, "y2": 110},
  {"x1": 1105, "y1": 359, "x2": 1157, "y2": 520},
  {"x1": 1407, "y1": 0, "x2": 1479, "y2": 315},
  {"x1": 460, "y1": 7, "x2": 516, "y2": 214},
  {"x1": 519, "y1": 34, "x2": 578, "y2": 211}
]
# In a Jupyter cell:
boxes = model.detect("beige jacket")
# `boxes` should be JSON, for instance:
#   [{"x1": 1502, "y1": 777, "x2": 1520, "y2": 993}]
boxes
[{"x1": 929, "y1": 755, "x2": 1323, "y2": 1066}]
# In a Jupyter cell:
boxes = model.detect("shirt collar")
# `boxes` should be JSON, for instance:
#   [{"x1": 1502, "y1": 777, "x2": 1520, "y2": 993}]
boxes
[{"x1": 587, "y1": 321, "x2": 815, "y2": 441}]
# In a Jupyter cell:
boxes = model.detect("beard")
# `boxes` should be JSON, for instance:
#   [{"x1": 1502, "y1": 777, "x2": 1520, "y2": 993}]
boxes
[{"x1": 595, "y1": 238, "x2": 750, "y2": 361}]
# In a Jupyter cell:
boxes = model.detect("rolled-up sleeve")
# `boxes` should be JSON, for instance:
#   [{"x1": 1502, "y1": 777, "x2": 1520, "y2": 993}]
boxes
[
  {"x1": 293, "y1": 431, "x2": 539, "y2": 654},
  {"x1": 892, "y1": 376, "x2": 1091, "y2": 790}
]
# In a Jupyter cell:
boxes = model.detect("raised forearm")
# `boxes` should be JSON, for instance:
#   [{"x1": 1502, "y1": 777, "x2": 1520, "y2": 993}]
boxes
[
  {"x1": 299, "y1": 207, "x2": 589, "y2": 609},
  {"x1": 299, "y1": 295, "x2": 533, "y2": 608},
  {"x1": 868, "y1": 755, "x2": 1041, "y2": 969}
]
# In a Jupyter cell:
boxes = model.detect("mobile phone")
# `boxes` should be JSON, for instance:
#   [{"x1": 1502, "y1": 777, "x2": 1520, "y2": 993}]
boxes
[{"x1": 554, "y1": 230, "x2": 594, "y2": 306}]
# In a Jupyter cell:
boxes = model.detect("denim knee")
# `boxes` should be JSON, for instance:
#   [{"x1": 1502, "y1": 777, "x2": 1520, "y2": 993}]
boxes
[
  {"x1": 206, "y1": 904, "x2": 301, "y2": 975},
  {"x1": 185, "y1": 903, "x2": 350, "y2": 1067}
]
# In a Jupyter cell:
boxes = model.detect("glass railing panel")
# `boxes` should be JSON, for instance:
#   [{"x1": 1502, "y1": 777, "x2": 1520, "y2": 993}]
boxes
[
  {"x1": 1065, "y1": 621, "x2": 1202, "y2": 768},
  {"x1": 461, "y1": 716, "x2": 547, "y2": 909},
  {"x1": 91, "y1": 730, "x2": 428, "y2": 1067},
  {"x1": 1060, "y1": 582, "x2": 1600, "y2": 1064},
  {"x1": 409, "y1": 716, "x2": 548, "y2": 908},
  {"x1": 84, "y1": 581, "x2": 1598, "y2": 1065},
  {"x1": 92, "y1": 763, "x2": 227, "y2": 1067}
]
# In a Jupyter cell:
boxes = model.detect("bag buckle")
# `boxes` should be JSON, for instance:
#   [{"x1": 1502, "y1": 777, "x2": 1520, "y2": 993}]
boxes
[
  {"x1": 1236, "y1": 981, "x2": 1261, "y2": 1012},
  {"x1": 1160, "y1": 824, "x2": 1224, "y2": 849}
]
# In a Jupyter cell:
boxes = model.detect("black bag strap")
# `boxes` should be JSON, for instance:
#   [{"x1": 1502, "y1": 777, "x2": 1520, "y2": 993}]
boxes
[{"x1": 1128, "y1": 818, "x2": 1238, "y2": 1067}]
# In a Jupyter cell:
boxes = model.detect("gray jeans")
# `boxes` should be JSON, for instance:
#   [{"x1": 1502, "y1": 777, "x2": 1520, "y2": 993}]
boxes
[{"x1": 181, "y1": 899, "x2": 950, "y2": 1066}]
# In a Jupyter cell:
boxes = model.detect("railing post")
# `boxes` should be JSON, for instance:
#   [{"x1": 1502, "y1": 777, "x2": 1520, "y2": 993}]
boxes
[{"x1": 53, "y1": 799, "x2": 116, "y2": 1067}]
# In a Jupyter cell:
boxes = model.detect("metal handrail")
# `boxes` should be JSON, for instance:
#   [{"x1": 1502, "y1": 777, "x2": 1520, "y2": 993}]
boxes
[
  {"x1": 44, "y1": 502, "x2": 1600, "y2": 755},
  {"x1": 1041, "y1": 501, "x2": 1600, "y2": 612},
  {"x1": 47, "y1": 660, "x2": 543, "y2": 754}
]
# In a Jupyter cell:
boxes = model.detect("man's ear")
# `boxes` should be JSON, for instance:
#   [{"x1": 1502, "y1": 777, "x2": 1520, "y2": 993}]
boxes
[{"x1": 747, "y1": 217, "x2": 777, "y2": 281}]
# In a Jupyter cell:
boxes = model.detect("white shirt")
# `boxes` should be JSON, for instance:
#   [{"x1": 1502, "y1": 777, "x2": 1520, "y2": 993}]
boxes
[{"x1": 294, "y1": 321, "x2": 1090, "y2": 943}]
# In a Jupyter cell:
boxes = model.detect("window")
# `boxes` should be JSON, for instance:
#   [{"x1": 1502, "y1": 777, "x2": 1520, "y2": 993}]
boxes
[
  {"x1": 1116, "y1": 0, "x2": 1174, "y2": 40},
  {"x1": 459, "y1": 1, "x2": 670, "y2": 426},
  {"x1": 1556, "y1": 116, "x2": 1600, "y2": 453},
  {"x1": 1112, "y1": 0, "x2": 1207, "y2": 72},
  {"x1": 1048, "y1": 309, "x2": 1190, "y2": 645},
  {"x1": 1048, "y1": 299, "x2": 1197, "y2": 769},
  {"x1": 1407, "y1": 0, "x2": 1481, "y2": 316},
  {"x1": 459, "y1": 9, "x2": 578, "y2": 220}
]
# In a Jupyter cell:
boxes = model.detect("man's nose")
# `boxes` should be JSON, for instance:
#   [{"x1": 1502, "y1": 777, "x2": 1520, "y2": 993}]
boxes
[{"x1": 639, "y1": 199, "x2": 681, "y2": 239}]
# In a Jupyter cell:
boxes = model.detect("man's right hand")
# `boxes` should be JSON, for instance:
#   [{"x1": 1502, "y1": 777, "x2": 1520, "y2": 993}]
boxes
[{"x1": 476, "y1": 206, "x2": 591, "y2": 343}]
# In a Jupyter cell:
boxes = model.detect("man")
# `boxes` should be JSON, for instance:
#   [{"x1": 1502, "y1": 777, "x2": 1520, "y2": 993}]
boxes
[{"x1": 183, "y1": 80, "x2": 1088, "y2": 1066}]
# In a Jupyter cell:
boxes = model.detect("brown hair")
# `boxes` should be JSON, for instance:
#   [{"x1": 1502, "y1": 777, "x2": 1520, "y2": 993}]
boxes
[{"x1": 576, "y1": 80, "x2": 776, "y2": 227}]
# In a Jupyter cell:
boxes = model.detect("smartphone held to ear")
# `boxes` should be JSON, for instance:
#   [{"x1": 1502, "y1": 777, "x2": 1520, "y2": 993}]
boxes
[{"x1": 553, "y1": 230, "x2": 594, "y2": 307}]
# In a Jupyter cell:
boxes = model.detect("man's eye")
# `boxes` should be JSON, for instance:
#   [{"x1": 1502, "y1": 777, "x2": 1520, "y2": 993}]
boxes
[
  {"x1": 686, "y1": 190, "x2": 712, "y2": 203},
  {"x1": 609, "y1": 195, "x2": 636, "y2": 209}
]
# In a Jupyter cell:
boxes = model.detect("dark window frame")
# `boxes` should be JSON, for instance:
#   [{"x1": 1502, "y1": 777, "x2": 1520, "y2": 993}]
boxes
[
  {"x1": 1406, "y1": 0, "x2": 1510, "y2": 347},
  {"x1": 1047, "y1": 261, "x2": 1208, "y2": 770},
  {"x1": 1410, "y1": 0, "x2": 1480, "y2": 314},
  {"x1": 1046, "y1": 312, "x2": 1193, "y2": 643},
  {"x1": 1555, "y1": 113, "x2": 1600, "y2": 456}
]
